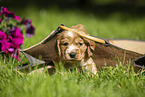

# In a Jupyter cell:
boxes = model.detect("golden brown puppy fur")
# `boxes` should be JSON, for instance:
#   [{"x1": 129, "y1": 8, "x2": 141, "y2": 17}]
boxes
[{"x1": 56, "y1": 24, "x2": 97, "y2": 74}]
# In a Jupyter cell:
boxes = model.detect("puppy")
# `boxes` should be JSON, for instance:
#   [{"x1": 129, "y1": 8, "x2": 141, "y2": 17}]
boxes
[{"x1": 56, "y1": 24, "x2": 97, "y2": 74}]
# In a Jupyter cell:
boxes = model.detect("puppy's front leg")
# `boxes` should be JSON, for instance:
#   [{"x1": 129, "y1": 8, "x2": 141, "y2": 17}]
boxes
[{"x1": 82, "y1": 58, "x2": 98, "y2": 76}]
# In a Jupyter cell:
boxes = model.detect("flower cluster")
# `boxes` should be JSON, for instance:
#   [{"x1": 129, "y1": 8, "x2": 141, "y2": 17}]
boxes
[{"x1": 0, "y1": 6, "x2": 35, "y2": 60}]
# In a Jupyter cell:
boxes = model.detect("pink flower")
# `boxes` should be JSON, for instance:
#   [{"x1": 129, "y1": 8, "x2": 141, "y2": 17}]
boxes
[
  {"x1": 0, "y1": 30, "x2": 13, "y2": 54},
  {"x1": 1, "y1": 7, "x2": 7, "y2": 14},
  {"x1": 9, "y1": 27, "x2": 24, "y2": 49},
  {"x1": 1, "y1": 6, "x2": 21, "y2": 21},
  {"x1": 0, "y1": 39, "x2": 11, "y2": 53},
  {"x1": 0, "y1": 7, "x2": 35, "y2": 60},
  {"x1": 0, "y1": 27, "x2": 24, "y2": 60},
  {"x1": 0, "y1": 30, "x2": 10, "y2": 53}
]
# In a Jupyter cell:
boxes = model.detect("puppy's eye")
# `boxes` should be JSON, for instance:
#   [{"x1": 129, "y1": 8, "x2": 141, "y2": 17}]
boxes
[
  {"x1": 63, "y1": 43, "x2": 68, "y2": 46},
  {"x1": 78, "y1": 43, "x2": 83, "y2": 46}
]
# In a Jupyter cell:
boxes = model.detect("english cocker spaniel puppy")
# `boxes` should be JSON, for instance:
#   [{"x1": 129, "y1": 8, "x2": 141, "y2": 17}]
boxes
[{"x1": 56, "y1": 24, "x2": 97, "y2": 74}]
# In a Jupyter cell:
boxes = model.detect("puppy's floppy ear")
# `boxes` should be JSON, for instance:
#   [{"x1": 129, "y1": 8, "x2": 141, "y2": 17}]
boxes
[
  {"x1": 56, "y1": 35, "x2": 62, "y2": 57},
  {"x1": 85, "y1": 39, "x2": 96, "y2": 57}
]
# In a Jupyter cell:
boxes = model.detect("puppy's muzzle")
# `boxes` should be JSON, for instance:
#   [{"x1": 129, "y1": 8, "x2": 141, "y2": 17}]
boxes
[{"x1": 69, "y1": 52, "x2": 76, "y2": 58}]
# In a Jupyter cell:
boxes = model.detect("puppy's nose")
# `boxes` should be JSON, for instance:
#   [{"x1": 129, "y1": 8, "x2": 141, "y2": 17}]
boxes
[{"x1": 69, "y1": 52, "x2": 76, "y2": 58}]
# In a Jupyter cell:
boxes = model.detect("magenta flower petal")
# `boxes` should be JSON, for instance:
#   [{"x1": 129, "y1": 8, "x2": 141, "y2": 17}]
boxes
[
  {"x1": 14, "y1": 16, "x2": 21, "y2": 21},
  {"x1": 9, "y1": 27, "x2": 24, "y2": 49},
  {"x1": 13, "y1": 27, "x2": 24, "y2": 45},
  {"x1": 0, "y1": 19, "x2": 1, "y2": 23},
  {"x1": 0, "y1": 30, "x2": 7, "y2": 39},
  {"x1": 1, "y1": 7, "x2": 7, "y2": 14},
  {"x1": 0, "y1": 39, "x2": 11, "y2": 53},
  {"x1": 1, "y1": 7, "x2": 15, "y2": 17},
  {"x1": 1, "y1": 6, "x2": 21, "y2": 21}
]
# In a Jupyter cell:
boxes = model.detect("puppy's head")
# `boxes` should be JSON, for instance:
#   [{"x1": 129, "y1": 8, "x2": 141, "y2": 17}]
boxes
[{"x1": 57, "y1": 24, "x2": 95, "y2": 62}]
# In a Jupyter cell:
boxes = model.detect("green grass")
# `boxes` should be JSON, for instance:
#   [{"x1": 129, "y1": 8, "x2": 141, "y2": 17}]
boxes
[
  {"x1": 0, "y1": 6, "x2": 145, "y2": 97},
  {"x1": 0, "y1": 61, "x2": 145, "y2": 97}
]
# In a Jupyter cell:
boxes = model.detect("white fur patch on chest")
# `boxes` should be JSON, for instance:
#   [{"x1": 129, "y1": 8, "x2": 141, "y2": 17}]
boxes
[{"x1": 67, "y1": 31, "x2": 74, "y2": 38}]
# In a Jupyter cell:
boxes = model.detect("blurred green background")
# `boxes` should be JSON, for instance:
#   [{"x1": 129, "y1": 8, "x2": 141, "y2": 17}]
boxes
[{"x1": 1, "y1": 0, "x2": 145, "y2": 48}]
